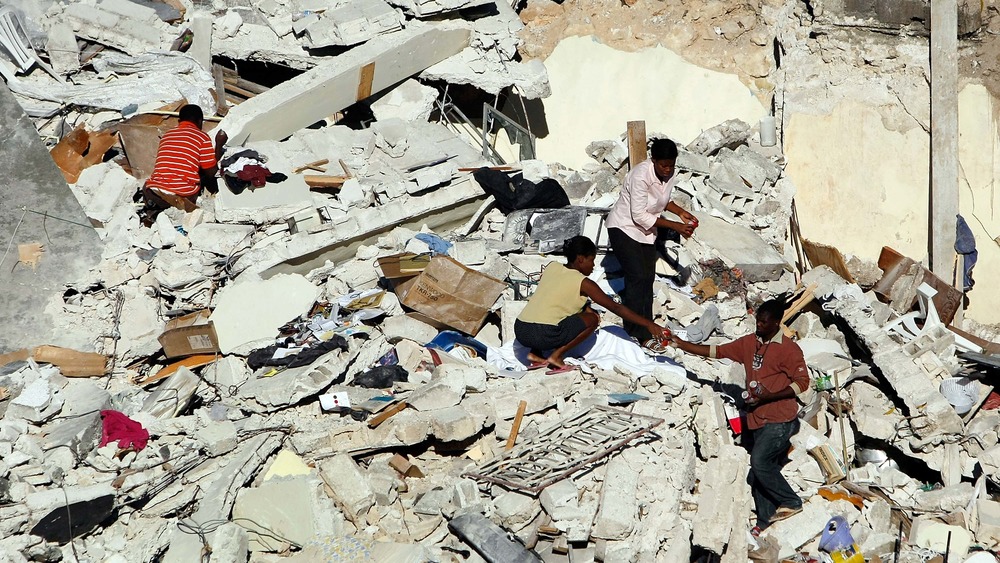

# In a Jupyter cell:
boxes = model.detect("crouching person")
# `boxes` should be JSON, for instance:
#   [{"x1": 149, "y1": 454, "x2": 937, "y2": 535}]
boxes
[{"x1": 514, "y1": 236, "x2": 670, "y2": 374}]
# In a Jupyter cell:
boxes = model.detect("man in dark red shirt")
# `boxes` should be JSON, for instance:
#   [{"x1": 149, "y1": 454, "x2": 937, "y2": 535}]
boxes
[
  {"x1": 140, "y1": 104, "x2": 227, "y2": 223},
  {"x1": 670, "y1": 297, "x2": 809, "y2": 534}
]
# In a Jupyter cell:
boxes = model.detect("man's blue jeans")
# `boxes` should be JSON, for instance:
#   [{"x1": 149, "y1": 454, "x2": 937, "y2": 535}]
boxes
[{"x1": 749, "y1": 419, "x2": 802, "y2": 528}]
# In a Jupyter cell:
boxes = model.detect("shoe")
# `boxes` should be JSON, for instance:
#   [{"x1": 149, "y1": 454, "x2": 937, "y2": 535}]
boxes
[
  {"x1": 769, "y1": 506, "x2": 803, "y2": 523},
  {"x1": 750, "y1": 525, "x2": 762, "y2": 538},
  {"x1": 641, "y1": 338, "x2": 668, "y2": 356}
]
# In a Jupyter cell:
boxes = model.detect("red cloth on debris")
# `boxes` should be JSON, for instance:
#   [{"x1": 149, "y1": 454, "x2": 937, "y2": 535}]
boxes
[
  {"x1": 99, "y1": 410, "x2": 149, "y2": 451},
  {"x1": 235, "y1": 164, "x2": 271, "y2": 187}
]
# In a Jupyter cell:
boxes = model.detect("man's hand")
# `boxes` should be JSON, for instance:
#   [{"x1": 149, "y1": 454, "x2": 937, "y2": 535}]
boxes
[
  {"x1": 215, "y1": 129, "x2": 229, "y2": 146},
  {"x1": 647, "y1": 322, "x2": 671, "y2": 340}
]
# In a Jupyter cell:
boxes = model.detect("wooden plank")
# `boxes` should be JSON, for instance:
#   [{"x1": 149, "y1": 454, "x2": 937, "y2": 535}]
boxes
[
  {"x1": 304, "y1": 174, "x2": 349, "y2": 188},
  {"x1": 117, "y1": 124, "x2": 165, "y2": 181},
  {"x1": 224, "y1": 83, "x2": 258, "y2": 99},
  {"x1": 802, "y1": 238, "x2": 855, "y2": 283},
  {"x1": 32, "y1": 346, "x2": 108, "y2": 377},
  {"x1": 626, "y1": 120, "x2": 647, "y2": 169},
  {"x1": 505, "y1": 400, "x2": 528, "y2": 451},
  {"x1": 293, "y1": 158, "x2": 330, "y2": 174},
  {"x1": 213, "y1": 65, "x2": 229, "y2": 116},
  {"x1": 357, "y1": 62, "x2": 376, "y2": 100},
  {"x1": 339, "y1": 159, "x2": 354, "y2": 178},
  {"x1": 368, "y1": 401, "x2": 407, "y2": 428},
  {"x1": 457, "y1": 166, "x2": 514, "y2": 172},
  {"x1": 139, "y1": 354, "x2": 217, "y2": 387}
]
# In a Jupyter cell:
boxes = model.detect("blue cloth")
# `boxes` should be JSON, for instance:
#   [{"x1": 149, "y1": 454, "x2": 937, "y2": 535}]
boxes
[
  {"x1": 414, "y1": 233, "x2": 453, "y2": 255},
  {"x1": 956, "y1": 214, "x2": 977, "y2": 292}
]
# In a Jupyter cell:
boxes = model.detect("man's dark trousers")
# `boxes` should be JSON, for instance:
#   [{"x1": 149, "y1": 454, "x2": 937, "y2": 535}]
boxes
[{"x1": 749, "y1": 419, "x2": 801, "y2": 528}]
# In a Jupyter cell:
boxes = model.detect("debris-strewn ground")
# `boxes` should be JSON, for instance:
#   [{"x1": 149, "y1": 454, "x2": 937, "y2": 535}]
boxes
[{"x1": 3, "y1": 1, "x2": 1000, "y2": 562}]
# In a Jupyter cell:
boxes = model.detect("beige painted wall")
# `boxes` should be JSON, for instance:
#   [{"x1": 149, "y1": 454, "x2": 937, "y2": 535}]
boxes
[
  {"x1": 785, "y1": 85, "x2": 1000, "y2": 323},
  {"x1": 535, "y1": 36, "x2": 767, "y2": 170}
]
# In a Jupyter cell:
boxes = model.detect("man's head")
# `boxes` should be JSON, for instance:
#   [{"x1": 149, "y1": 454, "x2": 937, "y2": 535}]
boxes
[
  {"x1": 754, "y1": 297, "x2": 787, "y2": 341},
  {"x1": 563, "y1": 235, "x2": 598, "y2": 276},
  {"x1": 178, "y1": 104, "x2": 204, "y2": 128},
  {"x1": 649, "y1": 138, "x2": 677, "y2": 182}
]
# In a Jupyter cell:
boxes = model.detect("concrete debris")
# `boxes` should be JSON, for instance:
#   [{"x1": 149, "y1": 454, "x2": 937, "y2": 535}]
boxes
[{"x1": 0, "y1": 2, "x2": 997, "y2": 560}]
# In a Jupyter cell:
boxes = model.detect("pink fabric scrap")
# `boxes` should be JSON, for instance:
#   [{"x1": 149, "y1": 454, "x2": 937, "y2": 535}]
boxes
[{"x1": 99, "y1": 410, "x2": 149, "y2": 451}]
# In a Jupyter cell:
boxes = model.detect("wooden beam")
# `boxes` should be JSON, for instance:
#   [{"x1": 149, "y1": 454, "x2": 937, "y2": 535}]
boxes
[
  {"x1": 357, "y1": 62, "x2": 376, "y2": 101},
  {"x1": 930, "y1": 0, "x2": 959, "y2": 281},
  {"x1": 293, "y1": 158, "x2": 330, "y2": 173},
  {"x1": 505, "y1": 400, "x2": 528, "y2": 451},
  {"x1": 368, "y1": 401, "x2": 406, "y2": 428},
  {"x1": 303, "y1": 174, "x2": 349, "y2": 189},
  {"x1": 213, "y1": 65, "x2": 229, "y2": 116},
  {"x1": 627, "y1": 120, "x2": 647, "y2": 169}
]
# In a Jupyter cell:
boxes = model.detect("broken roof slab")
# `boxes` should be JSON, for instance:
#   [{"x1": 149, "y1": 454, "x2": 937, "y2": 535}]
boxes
[
  {"x1": 220, "y1": 24, "x2": 471, "y2": 145},
  {"x1": 233, "y1": 175, "x2": 486, "y2": 278},
  {"x1": 0, "y1": 82, "x2": 103, "y2": 353}
]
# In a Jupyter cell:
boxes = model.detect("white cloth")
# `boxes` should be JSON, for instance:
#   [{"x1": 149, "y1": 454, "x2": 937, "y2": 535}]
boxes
[{"x1": 486, "y1": 326, "x2": 688, "y2": 385}]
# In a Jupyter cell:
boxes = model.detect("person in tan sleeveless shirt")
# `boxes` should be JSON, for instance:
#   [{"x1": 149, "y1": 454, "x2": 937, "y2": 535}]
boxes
[{"x1": 515, "y1": 236, "x2": 670, "y2": 373}]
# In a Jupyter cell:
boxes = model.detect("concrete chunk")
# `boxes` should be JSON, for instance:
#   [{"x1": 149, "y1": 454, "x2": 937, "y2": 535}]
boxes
[
  {"x1": 691, "y1": 211, "x2": 790, "y2": 282},
  {"x1": 221, "y1": 25, "x2": 471, "y2": 145},
  {"x1": 233, "y1": 477, "x2": 318, "y2": 551},
  {"x1": 210, "y1": 273, "x2": 319, "y2": 355},
  {"x1": 591, "y1": 457, "x2": 638, "y2": 540},
  {"x1": 319, "y1": 454, "x2": 375, "y2": 520},
  {"x1": 381, "y1": 314, "x2": 439, "y2": 345}
]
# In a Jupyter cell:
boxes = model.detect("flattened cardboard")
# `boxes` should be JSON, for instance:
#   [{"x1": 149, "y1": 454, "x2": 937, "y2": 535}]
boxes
[
  {"x1": 159, "y1": 310, "x2": 220, "y2": 358},
  {"x1": 400, "y1": 255, "x2": 506, "y2": 336}
]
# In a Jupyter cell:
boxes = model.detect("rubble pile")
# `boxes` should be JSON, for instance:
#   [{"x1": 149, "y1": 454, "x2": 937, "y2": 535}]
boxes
[{"x1": 3, "y1": 1, "x2": 1000, "y2": 562}]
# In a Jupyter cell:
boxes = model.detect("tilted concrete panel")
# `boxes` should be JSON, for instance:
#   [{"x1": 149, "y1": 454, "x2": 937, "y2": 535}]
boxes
[
  {"x1": 220, "y1": 25, "x2": 471, "y2": 145},
  {"x1": 0, "y1": 83, "x2": 103, "y2": 353}
]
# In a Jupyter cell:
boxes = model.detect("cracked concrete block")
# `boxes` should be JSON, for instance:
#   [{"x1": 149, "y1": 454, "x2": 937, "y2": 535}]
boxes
[
  {"x1": 210, "y1": 273, "x2": 319, "y2": 355},
  {"x1": 692, "y1": 445, "x2": 750, "y2": 555},
  {"x1": 208, "y1": 523, "x2": 247, "y2": 562},
  {"x1": 319, "y1": 454, "x2": 375, "y2": 520},
  {"x1": 194, "y1": 420, "x2": 238, "y2": 457},
  {"x1": 188, "y1": 223, "x2": 255, "y2": 256},
  {"x1": 408, "y1": 382, "x2": 464, "y2": 412},
  {"x1": 686, "y1": 119, "x2": 751, "y2": 156},
  {"x1": 381, "y1": 314, "x2": 439, "y2": 345},
  {"x1": 6, "y1": 377, "x2": 63, "y2": 424},
  {"x1": 41, "y1": 379, "x2": 111, "y2": 459},
  {"x1": 691, "y1": 211, "x2": 789, "y2": 282},
  {"x1": 453, "y1": 478, "x2": 483, "y2": 512},
  {"x1": 233, "y1": 477, "x2": 320, "y2": 552},
  {"x1": 540, "y1": 479, "x2": 580, "y2": 521},
  {"x1": 451, "y1": 239, "x2": 487, "y2": 266},
  {"x1": 591, "y1": 456, "x2": 638, "y2": 540},
  {"x1": 392, "y1": 410, "x2": 431, "y2": 444},
  {"x1": 430, "y1": 405, "x2": 482, "y2": 442},
  {"x1": 371, "y1": 79, "x2": 437, "y2": 122},
  {"x1": 434, "y1": 364, "x2": 488, "y2": 393},
  {"x1": 45, "y1": 23, "x2": 80, "y2": 75},
  {"x1": 494, "y1": 490, "x2": 539, "y2": 529},
  {"x1": 692, "y1": 385, "x2": 732, "y2": 460},
  {"x1": 414, "y1": 486, "x2": 452, "y2": 516}
]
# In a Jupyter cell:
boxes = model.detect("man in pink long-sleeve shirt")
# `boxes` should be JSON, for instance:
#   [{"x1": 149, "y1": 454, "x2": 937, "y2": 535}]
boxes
[{"x1": 606, "y1": 138, "x2": 696, "y2": 351}]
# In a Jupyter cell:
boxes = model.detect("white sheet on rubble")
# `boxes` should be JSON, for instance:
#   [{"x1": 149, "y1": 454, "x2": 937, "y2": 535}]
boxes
[{"x1": 486, "y1": 326, "x2": 688, "y2": 384}]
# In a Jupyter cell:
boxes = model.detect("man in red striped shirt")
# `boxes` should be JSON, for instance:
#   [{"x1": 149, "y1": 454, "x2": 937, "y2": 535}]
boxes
[{"x1": 141, "y1": 104, "x2": 227, "y2": 223}]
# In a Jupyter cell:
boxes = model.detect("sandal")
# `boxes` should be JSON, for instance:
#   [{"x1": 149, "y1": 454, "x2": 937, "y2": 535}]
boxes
[
  {"x1": 769, "y1": 505, "x2": 803, "y2": 523},
  {"x1": 545, "y1": 365, "x2": 577, "y2": 375},
  {"x1": 641, "y1": 338, "x2": 668, "y2": 356},
  {"x1": 525, "y1": 361, "x2": 548, "y2": 371}
]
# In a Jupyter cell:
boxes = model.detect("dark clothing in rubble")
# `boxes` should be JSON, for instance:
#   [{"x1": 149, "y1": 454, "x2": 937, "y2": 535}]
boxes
[
  {"x1": 351, "y1": 365, "x2": 408, "y2": 388},
  {"x1": 472, "y1": 167, "x2": 570, "y2": 214},
  {"x1": 712, "y1": 332, "x2": 809, "y2": 529},
  {"x1": 246, "y1": 337, "x2": 348, "y2": 372}
]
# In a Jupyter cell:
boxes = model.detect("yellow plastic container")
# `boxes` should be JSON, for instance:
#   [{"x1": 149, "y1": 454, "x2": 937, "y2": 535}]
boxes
[{"x1": 829, "y1": 543, "x2": 864, "y2": 563}]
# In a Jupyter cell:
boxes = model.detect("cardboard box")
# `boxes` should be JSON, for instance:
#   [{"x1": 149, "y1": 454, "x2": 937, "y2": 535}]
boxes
[
  {"x1": 808, "y1": 444, "x2": 847, "y2": 484},
  {"x1": 400, "y1": 255, "x2": 506, "y2": 336},
  {"x1": 158, "y1": 309, "x2": 220, "y2": 358},
  {"x1": 377, "y1": 253, "x2": 430, "y2": 291}
]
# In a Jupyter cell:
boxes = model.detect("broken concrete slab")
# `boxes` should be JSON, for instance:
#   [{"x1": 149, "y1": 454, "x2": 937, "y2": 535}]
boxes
[
  {"x1": 221, "y1": 24, "x2": 471, "y2": 145},
  {"x1": 0, "y1": 83, "x2": 103, "y2": 354},
  {"x1": 319, "y1": 454, "x2": 375, "y2": 522},
  {"x1": 233, "y1": 476, "x2": 323, "y2": 551},
  {"x1": 692, "y1": 444, "x2": 749, "y2": 556},
  {"x1": 381, "y1": 314, "x2": 439, "y2": 345},
  {"x1": 591, "y1": 456, "x2": 638, "y2": 540},
  {"x1": 233, "y1": 176, "x2": 486, "y2": 278},
  {"x1": 303, "y1": 0, "x2": 403, "y2": 47},
  {"x1": 236, "y1": 345, "x2": 359, "y2": 412},
  {"x1": 45, "y1": 23, "x2": 80, "y2": 76},
  {"x1": 691, "y1": 210, "x2": 790, "y2": 282},
  {"x1": 209, "y1": 273, "x2": 319, "y2": 355}
]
